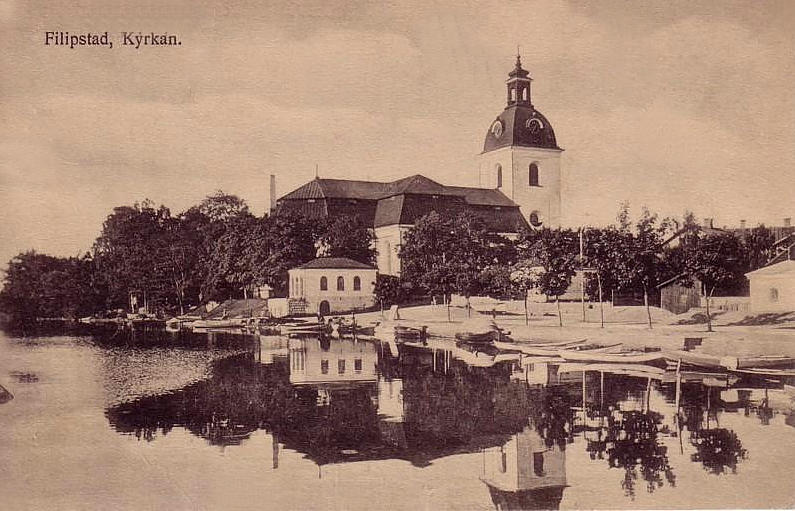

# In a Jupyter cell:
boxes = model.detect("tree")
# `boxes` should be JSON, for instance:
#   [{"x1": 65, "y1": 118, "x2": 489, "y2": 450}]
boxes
[
  {"x1": 92, "y1": 201, "x2": 173, "y2": 310},
  {"x1": 197, "y1": 190, "x2": 250, "y2": 223},
  {"x1": 263, "y1": 212, "x2": 318, "y2": 295},
  {"x1": 509, "y1": 260, "x2": 546, "y2": 325},
  {"x1": 517, "y1": 228, "x2": 578, "y2": 327},
  {"x1": 400, "y1": 211, "x2": 503, "y2": 317},
  {"x1": 743, "y1": 225, "x2": 775, "y2": 271},
  {"x1": 619, "y1": 209, "x2": 673, "y2": 329},
  {"x1": 316, "y1": 215, "x2": 376, "y2": 265},
  {"x1": 684, "y1": 232, "x2": 747, "y2": 332}
]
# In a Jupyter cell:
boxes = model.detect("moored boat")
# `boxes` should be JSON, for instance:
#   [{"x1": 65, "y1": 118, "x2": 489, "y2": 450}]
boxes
[{"x1": 559, "y1": 349, "x2": 667, "y2": 364}]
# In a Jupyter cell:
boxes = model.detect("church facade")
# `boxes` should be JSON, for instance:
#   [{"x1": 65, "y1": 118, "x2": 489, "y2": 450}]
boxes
[{"x1": 275, "y1": 57, "x2": 563, "y2": 276}]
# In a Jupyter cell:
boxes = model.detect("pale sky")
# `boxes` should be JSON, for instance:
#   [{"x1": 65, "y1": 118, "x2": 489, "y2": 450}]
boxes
[{"x1": 1, "y1": 0, "x2": 794, "y2": 269}]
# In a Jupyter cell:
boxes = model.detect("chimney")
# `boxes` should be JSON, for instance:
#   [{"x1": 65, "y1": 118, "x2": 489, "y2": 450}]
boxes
[
  {"x1": 784, "y1": 217, "x2": 792, "y2": 228},
  {"x1": 702, "y1": 218, "x2": 713, "y2": 229},
  {"x1": 267, "y1": 174, "x2": 277, "y2": 214},
  {"x1": 739, "y1": 219, "x2": 746, "y2": 229}
]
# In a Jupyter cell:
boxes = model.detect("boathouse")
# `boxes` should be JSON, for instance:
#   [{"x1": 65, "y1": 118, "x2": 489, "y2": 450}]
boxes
[{"x1": 287, "y1": 257, "x2": 377, "y2": 316}]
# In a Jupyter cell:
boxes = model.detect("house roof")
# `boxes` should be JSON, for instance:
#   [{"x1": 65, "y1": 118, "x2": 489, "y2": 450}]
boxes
[
  {"x1": 745, "y1": 259, "x2": 795, "y2": 277},
  {"x1": 294, "y1": 257, "x2": 377, "y2": 270}
]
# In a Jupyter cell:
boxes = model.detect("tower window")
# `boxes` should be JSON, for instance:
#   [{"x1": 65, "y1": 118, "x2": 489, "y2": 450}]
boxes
[
  {"x1": 529, "y1": 163, "x2": 539, "y2": 186},
  {"x1": 529, "y1": 211, "x2": 542, "y2": 227},
  {"x1": 533, "y1": 452, "x2": 545, "y2": 476},
  {"x1": 320, "y1": 276, "x2": 328, "y2": 291},
  {"x1": 495, "y1": 163, "x2": 502, "y2": 188},
  {"x1": 522, "y1": 87, "x2": 528, "y2": 101},
  {"x1": 337, "y1": 276, "x2": 345, "y2": 291},
  {"x1": 770, "y1": 288, "x2": 779, "y2": 301}
]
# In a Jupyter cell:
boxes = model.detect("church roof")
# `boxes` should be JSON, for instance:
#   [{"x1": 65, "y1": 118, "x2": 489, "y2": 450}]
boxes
[
  {"x1": 295, "y1": 257, "x2": 377, "y2": 270},
  {"x1": 279, "y1": 175, "x2": 517, "y2": 207},
  {"x1": 483, "y1": 106, "x2": 560, "y2": 152}
]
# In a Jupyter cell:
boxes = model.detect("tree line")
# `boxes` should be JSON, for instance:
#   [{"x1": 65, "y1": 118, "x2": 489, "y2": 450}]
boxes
[
  {"x1": 0, "y1": 192, "x2": 376, "y2": 324},
  {"x1": 0, "y1": 194, "x2": 776, "y2": 327}
]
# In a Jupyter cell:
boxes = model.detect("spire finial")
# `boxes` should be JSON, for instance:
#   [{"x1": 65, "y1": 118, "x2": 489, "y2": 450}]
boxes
[
  {"x1": 314, "y1": 164, "x2": 319, "y2": 179},
  {"x1": 516, "y1": 46, "x2": 522, "y2": 67}
]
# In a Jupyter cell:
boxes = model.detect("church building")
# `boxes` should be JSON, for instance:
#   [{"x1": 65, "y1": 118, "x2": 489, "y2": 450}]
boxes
[{"x1": 275, "y1": 56, "x2": 563, "y2": 276}]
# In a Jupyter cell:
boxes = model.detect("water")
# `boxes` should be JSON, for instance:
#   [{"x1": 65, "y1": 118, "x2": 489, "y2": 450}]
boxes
[{"x1": 1, "y1": 329, "x2": 794, "y2": 510}]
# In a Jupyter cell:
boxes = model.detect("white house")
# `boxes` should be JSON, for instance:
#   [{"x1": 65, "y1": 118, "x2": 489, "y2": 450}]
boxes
[
  {"x1": 745, "y1": 260, "x2": 795, "y2": 313},
  {"x1": 287, "y1": 257, "x2": 377, "y2": 315}
]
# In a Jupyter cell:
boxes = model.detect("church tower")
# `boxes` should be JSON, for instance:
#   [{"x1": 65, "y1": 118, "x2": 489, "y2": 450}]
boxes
[{"x1": 478, "y1": 55, "x2": 563, "y2": 228}]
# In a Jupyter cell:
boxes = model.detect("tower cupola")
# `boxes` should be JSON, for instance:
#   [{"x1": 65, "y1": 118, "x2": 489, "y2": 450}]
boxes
[{"x1": 506, "y1": 53, "x2": 532, "y2": 107}]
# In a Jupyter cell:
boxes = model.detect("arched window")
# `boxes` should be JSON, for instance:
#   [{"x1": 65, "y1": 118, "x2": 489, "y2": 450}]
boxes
[
  {"x1": 529, "y1": 211, "x2": 542, "y2": 227},
  {"x1": 495, "y1": 163, "x2": 502, "y2": 188},
  {"x1": 337, "y1": 276, "x2": 345, "y2": 291},
  {"x1": 353, "y1": 276, "x2": 361, "y2": 291},
  {"x1": 770, "y1": 288, "x2": 779, "y2": 301},
  {"x1": 529, "y1": 163, "x2": 539, "y2": 186},
  {"x1": 320, "y1": 276, "x2": 328, "y2": 291},
  {"x1": 510, "y1": 88, "x2": 516, "y2": 101},
  {"x1": 522, "y1": 87, "x2": 528, "y2": 101}
]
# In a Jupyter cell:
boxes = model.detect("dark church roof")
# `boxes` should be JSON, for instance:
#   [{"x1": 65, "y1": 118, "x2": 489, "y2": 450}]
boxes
[
  {"x1": 295, "y1": 257, "x2": 376, "y2": 270},
  {"x1": 277, "y1": 175, "x2": 529, "y2": 232},
  {"x1": 482, "y1": 57, "x2": 561, "y2": 153},
  {"x1": 483, "y1": 107, "x2": 560, "y2": 152}
]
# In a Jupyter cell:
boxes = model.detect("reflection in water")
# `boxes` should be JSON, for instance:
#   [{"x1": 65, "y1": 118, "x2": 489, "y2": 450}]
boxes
[{"x1": 98, "y1": 336, "x2": 795, "y2": 508}]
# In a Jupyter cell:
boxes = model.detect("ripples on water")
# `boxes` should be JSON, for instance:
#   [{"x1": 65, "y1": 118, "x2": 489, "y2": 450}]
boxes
[{"x1": 1, "y1": 329, "x2": 794, "y2": 510}]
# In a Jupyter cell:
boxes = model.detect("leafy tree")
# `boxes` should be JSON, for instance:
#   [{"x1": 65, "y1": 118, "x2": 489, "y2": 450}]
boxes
[
  {"x1": 619, "y1": 209, "x2": 674, "y2": 329},
  {"x1": 92, "y1": 201, "x2": 173, "y2": 309},
  {"x1": 517, "y1": 228, "x2": 578, "y2": 326},
  {"x1": 684, "y1": 231, "x2": 747, "y2": 332},
  {"x1": 373, "y1": 274, "x2": 413, "y2": 308},
  {"x1": 400, "y1": 211, "x2": 506, "y2": 315},
  {"x1": 263, "y1": 212, "x2": 318, "y2": 295},
  {"x1": 743, "y1": 225, "x2": 775, "y2": 271},
  {"x1": 509, "y1": 260, "x2": 546, "y2": 325},
  {"x1": 197, "y1": 190, "x2": 250, "y2": 223},
  {"x1": 316, "y1": 215, "x2": 376, "y2": 265}
]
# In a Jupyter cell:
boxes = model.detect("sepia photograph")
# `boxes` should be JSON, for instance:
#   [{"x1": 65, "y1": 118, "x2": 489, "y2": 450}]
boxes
[{"x1": 1, "y1": 1, "x2": 794, "y2": 509}]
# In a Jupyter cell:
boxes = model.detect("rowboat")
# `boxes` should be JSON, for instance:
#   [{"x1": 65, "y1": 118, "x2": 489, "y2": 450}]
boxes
[
  {"x1": 493, "y1": 339, "x2": 588, "y2": 357},
  {"x1": 454, "y1": 318, "x2": 509, "y2": 344},
  {"x1": 667, "y1": 350, "x2": 795, "y2": 370},
  {"x1": 557, "y1": 362, "x2": 665, "y2": 379},
  {"x1": 559, "y1": 349, "x2": 667, "y2": 364}
]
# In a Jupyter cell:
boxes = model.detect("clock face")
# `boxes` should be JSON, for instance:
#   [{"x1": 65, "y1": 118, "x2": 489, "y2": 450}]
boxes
[
  {"x1": 491, "y1": 120, "x2": 503, "y2": 139},
  {"x1": 526, "y1": 118, "x2": 543, "y2": 134}
]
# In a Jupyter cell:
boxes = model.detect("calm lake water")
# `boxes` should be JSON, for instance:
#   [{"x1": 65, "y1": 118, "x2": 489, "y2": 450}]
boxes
[{"x1": 1, "y1": 328, "x2": 794, "y2": 510}]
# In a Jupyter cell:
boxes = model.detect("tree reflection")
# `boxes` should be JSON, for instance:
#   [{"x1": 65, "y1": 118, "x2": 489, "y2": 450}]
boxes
[
  {"x1": 586, "y1": 410, "x2": 675, "y2": 498},
  {"x1": 690, "y1": 428, "x2": 747, "y2": 475}
]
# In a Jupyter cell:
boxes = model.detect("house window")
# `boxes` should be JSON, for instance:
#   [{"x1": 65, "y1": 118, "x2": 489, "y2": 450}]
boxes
[
  {"x1": 770, "y1": 288, "x2": 779, "y2": 301},
  {"x1": 353, "y1": 276, "x2": 361, "y2": 291},
  {"x1": 495, "y1": 164, "x2": 502, "y2": 188},
  {"x1": 354, "y1": 358, "x2": 362, "y2": 372},
  {"x1": 320, "y1": 359, "x2": 329, "y2": 375},
  {"x1": 337, "y1": 276, "x2": 345, "y2": 291},
  {"x1": 320, "y1": 276, "x2": 328, "y2": 291},
  {"x1": 338, "y1": 359, "x2": 346, "y2": 375},
  {"x1": 529, "y1": 163, "x2": 539, "y2": 186}
]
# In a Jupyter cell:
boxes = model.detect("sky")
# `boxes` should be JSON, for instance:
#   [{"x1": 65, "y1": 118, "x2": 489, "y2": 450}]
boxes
[{"x1": 1, "y1": 0, "x2": 794, "y2": 269}]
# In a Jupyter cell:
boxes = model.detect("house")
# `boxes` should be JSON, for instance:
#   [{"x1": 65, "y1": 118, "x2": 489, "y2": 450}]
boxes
[
  {"x1": 287, "y1": 257, "x2": 377, "y2": 315},
  {"x1": 657, "y1": 275, "x2": 703, "y2": 314},
  {"x1": 745, "y1": 260, "x2": 795, "y2": 313},
  {"x1": 275, "y1": 56, "x2": 563, "y2": 276}
]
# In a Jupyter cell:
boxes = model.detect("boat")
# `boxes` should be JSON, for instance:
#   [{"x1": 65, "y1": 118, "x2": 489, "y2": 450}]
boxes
[
  {"x1": 454, "y1": 318, "x2": 509, "y2": 343},
  {"x1": 559, "y1": 349, "x2": 667, "y2": 364},
  {"x1": 729, "y1": 367, "x2": 795, "y2": 379},
  {"x1": 557, "y1": 362, "x2": 665, "y2": 379},
  {"x1": 374, "y1": 322, "x2": 427, "y2": 342},
  {"x1": 493, "y1": 339, "x2": 589, "y2": 357},
  {"x1": 192, "y1": 318, "x2": 247, "y2": 329},
  {"x1": 667, "y1": 350, "x2": 795, "y2": 370},
  {"x1": 282, "y1": 321, "x2": 328, "y2": 337}
]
